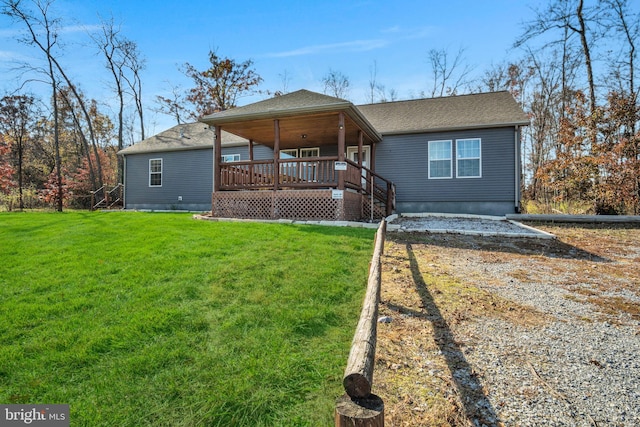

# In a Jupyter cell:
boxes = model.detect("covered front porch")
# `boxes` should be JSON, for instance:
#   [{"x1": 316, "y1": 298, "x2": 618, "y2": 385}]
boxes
[{"x1": 201, "y1": 90, "x2": 395, "y2": 221}]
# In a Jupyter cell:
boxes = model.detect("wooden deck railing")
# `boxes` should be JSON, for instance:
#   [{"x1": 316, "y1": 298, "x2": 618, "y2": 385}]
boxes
[
  {"x1": 90, "y1": 183, "x2": 124, "y2": 210},
  {"x1": 219, "y1": 157, "x2": 396, "y2": 216}
]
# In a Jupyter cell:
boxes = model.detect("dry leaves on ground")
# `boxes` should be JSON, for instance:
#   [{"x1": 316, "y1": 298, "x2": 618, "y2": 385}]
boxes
[{"x1": 373, "y1": 223, "x2": 640, "y2": 426}]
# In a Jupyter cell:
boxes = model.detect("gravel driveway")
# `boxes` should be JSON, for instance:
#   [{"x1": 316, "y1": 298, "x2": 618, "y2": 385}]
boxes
[{"x1": 375, "y1": 219, "x2": 640, "y2": 426}]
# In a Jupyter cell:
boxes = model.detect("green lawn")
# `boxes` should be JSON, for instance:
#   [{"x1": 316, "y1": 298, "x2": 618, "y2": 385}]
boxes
[{"x1": 0, "y1": 212, "x2": 376, "y2": 426}]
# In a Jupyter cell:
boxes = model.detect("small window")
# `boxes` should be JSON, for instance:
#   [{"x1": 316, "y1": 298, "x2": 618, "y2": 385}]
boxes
[
  {"x1": 221, "y1": 154, "x2": 240, "y2": 162},
  {"x1": 456, "y1": 139, "x2": 481, "y2": 178},
  {"x1": 280, "y1": 149, "x2": 298, "y2": 159},
  {"x1": 428, "y1": 140, "x2": 452, "y2": 179},
  {"x1": 149, "y1": 158, "x2": 162, "y2": 187},
  {"x1": 300, "y1": 147, "x2": 320, "y2": 158}
]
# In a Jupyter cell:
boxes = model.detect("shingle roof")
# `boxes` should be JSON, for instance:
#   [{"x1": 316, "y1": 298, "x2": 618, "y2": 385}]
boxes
[
  {"x1": 200, "y1": 89, "x2": 352, "y2": 122},
  {"x1": 357, "y1": 91, "x2": 529, "y2": 135},
  {"x1": 120, "y1": 91, "x2": 529, "y2": 155},
  {"x1": 118, "y1": 122, "x2": 247, "y2": 155}
]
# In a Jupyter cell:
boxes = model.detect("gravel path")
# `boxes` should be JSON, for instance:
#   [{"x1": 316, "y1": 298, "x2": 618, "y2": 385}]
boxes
[
  {"x1": 389, "y1": 214, "x2": 552, "y2": 238},
  {"x1": 463, "y1": 301, "x2": 640, "y2": 426},
  {"x1": 379, "y1": 219, "x2": 640, "y2": 426}
]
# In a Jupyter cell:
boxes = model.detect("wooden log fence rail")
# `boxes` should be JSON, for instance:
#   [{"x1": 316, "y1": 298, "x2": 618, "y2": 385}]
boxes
[{"x1": 335, "y1": 219, "x2": 386, "y2": 426}]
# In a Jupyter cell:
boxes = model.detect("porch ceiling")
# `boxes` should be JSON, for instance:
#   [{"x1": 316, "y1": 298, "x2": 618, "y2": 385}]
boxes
[
  {"x1": 218, "y1": 111, "x2": 376, "y2": 149},
  {"x1": 200, "y1": 90, "x2": 382, "y2": 149}
]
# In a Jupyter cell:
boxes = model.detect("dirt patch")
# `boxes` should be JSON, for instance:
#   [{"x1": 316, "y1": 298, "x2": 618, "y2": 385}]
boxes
[{"x1": 374, "y1": 223, "x2": 640, "y2": 426}]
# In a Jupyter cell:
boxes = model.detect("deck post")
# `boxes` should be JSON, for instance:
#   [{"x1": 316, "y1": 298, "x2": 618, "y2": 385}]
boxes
[
  {"x1": 274, "y1": 119, "x2": 280, "y2": 191},
  {"x1": 370, "y1": 142, "x2": 376, "y2": 173},
  {"x1": 249, "y1": 139, "x2": 254, "y2": 184},
  {"x1": 357, "y1": 130, "x2": 363, "y2": 167},
  {"x1": 214, "y1": 126, "x2": 221, "y2": 192},
  {"x1": 338, "y1": 112, "x2": 345, "y2": 190}
]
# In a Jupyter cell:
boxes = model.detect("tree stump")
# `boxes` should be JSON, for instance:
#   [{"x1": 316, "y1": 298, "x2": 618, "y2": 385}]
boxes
[{"x1": 335, "y1": 393, "x2": 384, "y2": 427}]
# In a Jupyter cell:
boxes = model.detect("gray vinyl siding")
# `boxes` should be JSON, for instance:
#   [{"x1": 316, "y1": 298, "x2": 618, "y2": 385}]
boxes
[
  {"x1": 376, "y1": 127, "x2": 518, "y2": 214},
  {"x1": 221, "y1": 144, "x2": 273, "y2": 160},
  {"x1": 124, "y1": 148, "x2": 213, "y2": 211}
]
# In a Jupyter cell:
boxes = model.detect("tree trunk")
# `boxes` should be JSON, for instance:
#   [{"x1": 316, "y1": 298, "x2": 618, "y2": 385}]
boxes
[{"x1": 576, "y1": 0, "x2": 596, "y2": 114}]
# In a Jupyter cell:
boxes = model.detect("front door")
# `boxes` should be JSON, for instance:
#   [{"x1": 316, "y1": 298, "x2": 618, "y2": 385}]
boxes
[
  {"x1": 347, "y1": 145, "x2": 371, "y2": 187},
  {"x1": 347, "y1": 145, "x2": 371, "y2": 168}
]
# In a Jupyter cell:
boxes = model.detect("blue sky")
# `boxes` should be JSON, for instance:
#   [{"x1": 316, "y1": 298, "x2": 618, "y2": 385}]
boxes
[{"x1": 1, "y1": 0, "x2": 536, "y2": 137}]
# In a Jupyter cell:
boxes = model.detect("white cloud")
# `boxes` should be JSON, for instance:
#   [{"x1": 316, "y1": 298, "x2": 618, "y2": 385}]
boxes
[
  {"x1": 264, "y1": 39, "x2": 389, "y2": 58},
  {"x1": 0, "y1": 50, "x2": 30, "y2": 63},
  {"x1": 59, "y1": 24, "x2": 102, "y2": 34},
  {"x1": 380, "y1": 25, "x2": 435, "y2": 40}
]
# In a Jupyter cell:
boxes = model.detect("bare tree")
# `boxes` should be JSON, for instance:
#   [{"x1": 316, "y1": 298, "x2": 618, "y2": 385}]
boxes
[
  {"x1": 154, "y1": 82, "x2": 191, "y2": 125},
  {"x1": 365, "y1": 60, "x2": 396, "y2": 103},
  {"x1": 478, "y1": 62, "x2": 512, "y2": 93},
  {"x1": 92, "y1": 17, "x2": 144, "y2": 183},
  {"x1": 602, "y1": 0, "x2": 639, "y2": 101},
  {"x1": 321, "y1": 68, "x2": 350, "y2": 99},
  {"x1": 367, "y1": 61, "x2": 381, "y2": 103},
  {"x1": 516, "y1": 0, "x2": 598, "y2": 113},
  {"x1": 92, "y1": 17, "x2": 125, "y2": 184},
  {"x1": 427, "y1": 46, "x2": 473, "y2": 97},
  {"x1": 276, "y1": 69, "x2": 292, "y2": 96},
  {"x1": 120, "y1": 39, "x2": 145, "y2": 140},
  {"x1": 2, "y1": 0, "x2": 64, "y2": 211}
]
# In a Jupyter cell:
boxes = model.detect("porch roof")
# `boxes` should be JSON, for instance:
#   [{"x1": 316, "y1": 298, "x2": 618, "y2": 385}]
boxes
[{"x1": 199, "y1": 89, "x2": 382, "y2": 149}]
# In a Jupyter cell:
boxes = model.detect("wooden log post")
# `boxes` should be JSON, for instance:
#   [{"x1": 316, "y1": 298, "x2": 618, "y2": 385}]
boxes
[
  {"x1": 273, "y1": 119, "x2": 280, "y2": 191},
  {"x1": 335, "y1": 393, "x2": 384, "y2": 427},
  {"x1": 336, "y1": 219, "x2": 386, "y2": 426}
]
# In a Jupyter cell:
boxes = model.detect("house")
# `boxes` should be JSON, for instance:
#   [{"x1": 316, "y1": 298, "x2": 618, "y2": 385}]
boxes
[{"x1": 119, "y1": 90, "x2": 528, "y2": 219}]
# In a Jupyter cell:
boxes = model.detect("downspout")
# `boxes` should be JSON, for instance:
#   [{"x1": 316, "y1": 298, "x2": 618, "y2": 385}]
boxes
[{"x1": 514, "y1": 126, "x2": 520, "y2": 213}]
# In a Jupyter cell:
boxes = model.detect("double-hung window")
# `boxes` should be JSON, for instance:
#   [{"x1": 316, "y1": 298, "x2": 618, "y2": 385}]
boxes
[
  {"x1": 456, "y1": 138, "x2": 481, "y2": 178},
  {"x1": 221, "y1": 154, "x2": 240, "y2": 162},
  {"x1": 149, "y1": 158, "x2": 162, "y2": 187},
  {"x1": 428, "y1": 140, "x2": 452, "y2": 179},
  {"x1": 299, "y1": 147, "x2": 319, "y2": 158}
]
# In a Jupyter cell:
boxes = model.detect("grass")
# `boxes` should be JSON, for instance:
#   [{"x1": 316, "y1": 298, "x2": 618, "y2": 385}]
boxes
[{"x1": 0, "y1": 211, "x2": 376, "y2": 426}]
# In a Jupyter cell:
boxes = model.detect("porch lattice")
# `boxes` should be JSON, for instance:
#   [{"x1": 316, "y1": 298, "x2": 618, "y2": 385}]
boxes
[{"x1": 212, "y1": 189, "x2": 377, "y2": 221}]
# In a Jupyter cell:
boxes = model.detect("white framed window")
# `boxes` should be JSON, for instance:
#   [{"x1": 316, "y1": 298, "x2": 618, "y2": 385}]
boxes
[
  {"x1": 456, "y1": 138, "x2": 481, "y2": 178},
  {"x1": 280, "y1": 149, "x2": 298, "y2": 159},
  {"x1": 149, "y1": 158, "x2": 162, "y2": 187},
  {"x1": 221, "y1": 154, "x2": 240, "y2": 162},
  {"x1": 428, "y1": 140, "x2": 452, "y2": 179},
  {"x1": 300, "y1": 147, "x2": 320, "y2": 158}
]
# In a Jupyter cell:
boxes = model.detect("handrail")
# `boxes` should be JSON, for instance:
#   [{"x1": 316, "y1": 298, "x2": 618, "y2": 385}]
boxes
[
  {"x1": 90, "y1": 184, "x2": 123, "y2": 210},
  {"x1": 345, "y1": 159, "x2": 395, "y2": 216},
  {"x1": 218, "y1": 156, "x2": 395, "y2": 217}
]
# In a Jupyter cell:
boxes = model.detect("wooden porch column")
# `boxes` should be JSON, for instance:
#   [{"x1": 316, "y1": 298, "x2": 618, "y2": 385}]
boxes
[
  {"x1": 358, "y1": 129, "x2": 363, "y2": 167},
  {"x1": 213, "y1": 125, "x2": 222, "y2": 192},
  {"x1": 357, "y1": 130, "x2": 363, "y2": 167},
  {"x1": 249, "y1": 139, "x2": 254, "y2": 183},
  {"x1": 370, "y1": 142, "x2": 377, "y2": 172},
  {"x1": 358, "y1": 129, "x2": 368, "y2": 194},
  {"x1": 273, "y1": 119, "x2": 280, "y2": 191},
  {"x1": 338, "y1": 112, "x2": 345, "y2": 190}
]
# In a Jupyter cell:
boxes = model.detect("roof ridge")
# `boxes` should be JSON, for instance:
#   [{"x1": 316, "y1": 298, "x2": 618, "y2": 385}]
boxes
[{"x1": 357, "y1": 90, "x2": 512, "y2": 108}]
